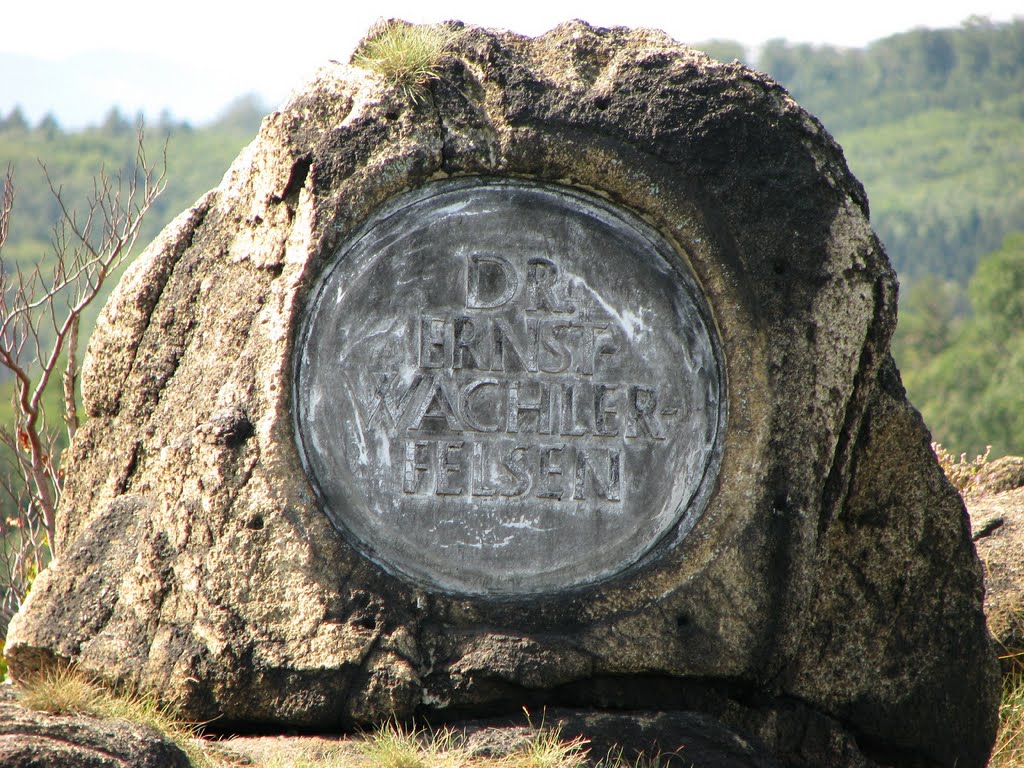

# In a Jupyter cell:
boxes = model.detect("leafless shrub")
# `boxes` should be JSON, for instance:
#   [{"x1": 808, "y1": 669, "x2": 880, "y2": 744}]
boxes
[{"x1": 0, "y1": 132, "x2": 164, "y2": 634}]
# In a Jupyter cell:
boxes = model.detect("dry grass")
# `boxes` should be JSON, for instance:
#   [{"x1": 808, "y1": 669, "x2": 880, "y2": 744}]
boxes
[
  {"x1": 990, "y1": 655, "x2": 1024, "y2": 768},
  {"x1": 24, "y1": 671, "x2": 1021, "y2": 768},
  {"x1": 352, "y1": 21, "x2": 462, "y2": 102},
  {"x1": 226, "y1": 716, "x2": 595, "y2": 768},
  {"x1": 515, "y1": 713, "x2": 590, "y2": 768},
  {"x1": 12, "y1": 680, "x2": 607, "y2": 768},
  {"x1": 17, "y1": 664, "x2": 212, "y2": 767},
  {"x1": 358, "y1": 721, "x2": 471, "y2": 768},
  {"x1": 17, "y1": 664, "x2": 108, "y2": 715}
]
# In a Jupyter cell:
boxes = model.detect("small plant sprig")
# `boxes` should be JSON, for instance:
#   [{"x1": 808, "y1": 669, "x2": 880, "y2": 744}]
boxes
[
  {"x1": 353, "y1": 21, "x2": 462, "y2": 102},
  {"x1": 933, "y1": 442, "x2": 991, "y2": 495}
]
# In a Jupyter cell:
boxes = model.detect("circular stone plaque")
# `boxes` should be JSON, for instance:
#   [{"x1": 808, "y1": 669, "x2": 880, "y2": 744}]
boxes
[{"x1": 294, "y1": 179, "x2": 724, "y2": 595}]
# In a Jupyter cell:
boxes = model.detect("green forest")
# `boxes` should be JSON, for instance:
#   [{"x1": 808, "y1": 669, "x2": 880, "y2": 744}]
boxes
[{"x1": 1, "y1": 18, "x2": 1022, "y2": 465}]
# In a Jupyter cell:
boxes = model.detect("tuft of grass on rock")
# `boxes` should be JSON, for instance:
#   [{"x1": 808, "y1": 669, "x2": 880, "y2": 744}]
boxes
[
  {"x1": 352, "y1": 21, "x2": 462, "y2": 102},
  {"x1": 17, "y1": 664, "x2": 213, "y2": 767}
]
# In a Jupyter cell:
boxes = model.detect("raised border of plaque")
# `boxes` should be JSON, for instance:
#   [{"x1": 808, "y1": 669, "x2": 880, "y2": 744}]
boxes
[{"x1": 293, "y1": 178, "x2": 726, "y2": 595}]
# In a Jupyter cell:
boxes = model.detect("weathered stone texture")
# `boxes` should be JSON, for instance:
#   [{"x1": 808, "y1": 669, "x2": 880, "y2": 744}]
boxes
[
  {"x1": 5, "y1": 20, "x2": 999, "y2": 768},
  {"x1": 789, "y1": 361, "x2": 997, "y2": 760}
]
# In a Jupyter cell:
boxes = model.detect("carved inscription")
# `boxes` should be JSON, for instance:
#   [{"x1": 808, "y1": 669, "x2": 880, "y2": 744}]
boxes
[
  {"x1": 294, "y1": 180, "x2": 724, "y2": 595},
  {"x1": 362, "y1": 254, "x2": 681, "y2": 508}
]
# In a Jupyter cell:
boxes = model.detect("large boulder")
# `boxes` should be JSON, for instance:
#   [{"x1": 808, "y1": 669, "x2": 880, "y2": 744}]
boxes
[{"x1": 6, "y1": 20, "x2": 999, "y2": 768}]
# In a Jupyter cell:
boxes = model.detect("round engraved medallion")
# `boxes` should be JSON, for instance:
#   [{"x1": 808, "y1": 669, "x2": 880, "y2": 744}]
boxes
[{"x1": 294, "y1": 179, "x2": 724, "y2": 595}]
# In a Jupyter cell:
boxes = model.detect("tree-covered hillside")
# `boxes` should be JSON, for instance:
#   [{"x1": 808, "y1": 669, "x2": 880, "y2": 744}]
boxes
[
  {"x1": 902, "y1": 233, "x2": 1024, "y2": 457},
  {"x1": 0, "y1": 94, "x2": 266, "y2": 269}
]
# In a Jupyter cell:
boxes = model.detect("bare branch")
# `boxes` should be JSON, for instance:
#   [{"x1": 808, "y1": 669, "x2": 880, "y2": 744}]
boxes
[
  {"x1": 63, "y1": 317, "x2": 80, "y2": 443},
  {"x1": 0, "y1": 166, "x2": 12, "y2": 250},
  {"x1": 0, "y1": 128, "x2": 164, "y2": 583}
]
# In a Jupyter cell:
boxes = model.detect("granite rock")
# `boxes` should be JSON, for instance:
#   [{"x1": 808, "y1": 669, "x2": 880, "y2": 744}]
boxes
[{"x1": 6, "y1": 20, "x2": 999, "y2": 768}]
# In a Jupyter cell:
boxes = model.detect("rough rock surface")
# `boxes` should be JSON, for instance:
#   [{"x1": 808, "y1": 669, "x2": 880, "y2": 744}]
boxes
[
  {"x1": 6, "y1": 20, "x2": 999, "y2": 768},
  {"x1": 968, "y1": 456, "x2": 1024, "y2": 664},
  {"x1": 0, "y1": 687, "x2": 191, "y2": 768}
]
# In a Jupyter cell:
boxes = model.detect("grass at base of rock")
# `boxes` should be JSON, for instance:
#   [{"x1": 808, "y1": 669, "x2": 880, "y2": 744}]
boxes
[
  {"x1": 359, "y1": 722, "x2": 476, "y2": 768},
  {"x1": 223, "y1": 718, "x2": 603, "y2": 768},
  {"x1": 990, "y1": 654, "x2": 1024, "y2": 768},
  {"x1": 515, "y1": 711, "x2": 592, "y2": 768},
  {"x1": 17, "y1": 663, "x2": 1024, "y2": 767},
  {"x1": 13, "y1": 669, "x2": 625, "y2": 768},
  {"x1": 17, "y1": 664, "x2": 212, "y2": 767}
]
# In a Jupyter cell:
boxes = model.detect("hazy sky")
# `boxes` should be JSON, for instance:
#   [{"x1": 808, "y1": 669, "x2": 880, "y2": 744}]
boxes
[{"x1": 4, "y1": 0, "x2": 1022, "y2": 128}]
